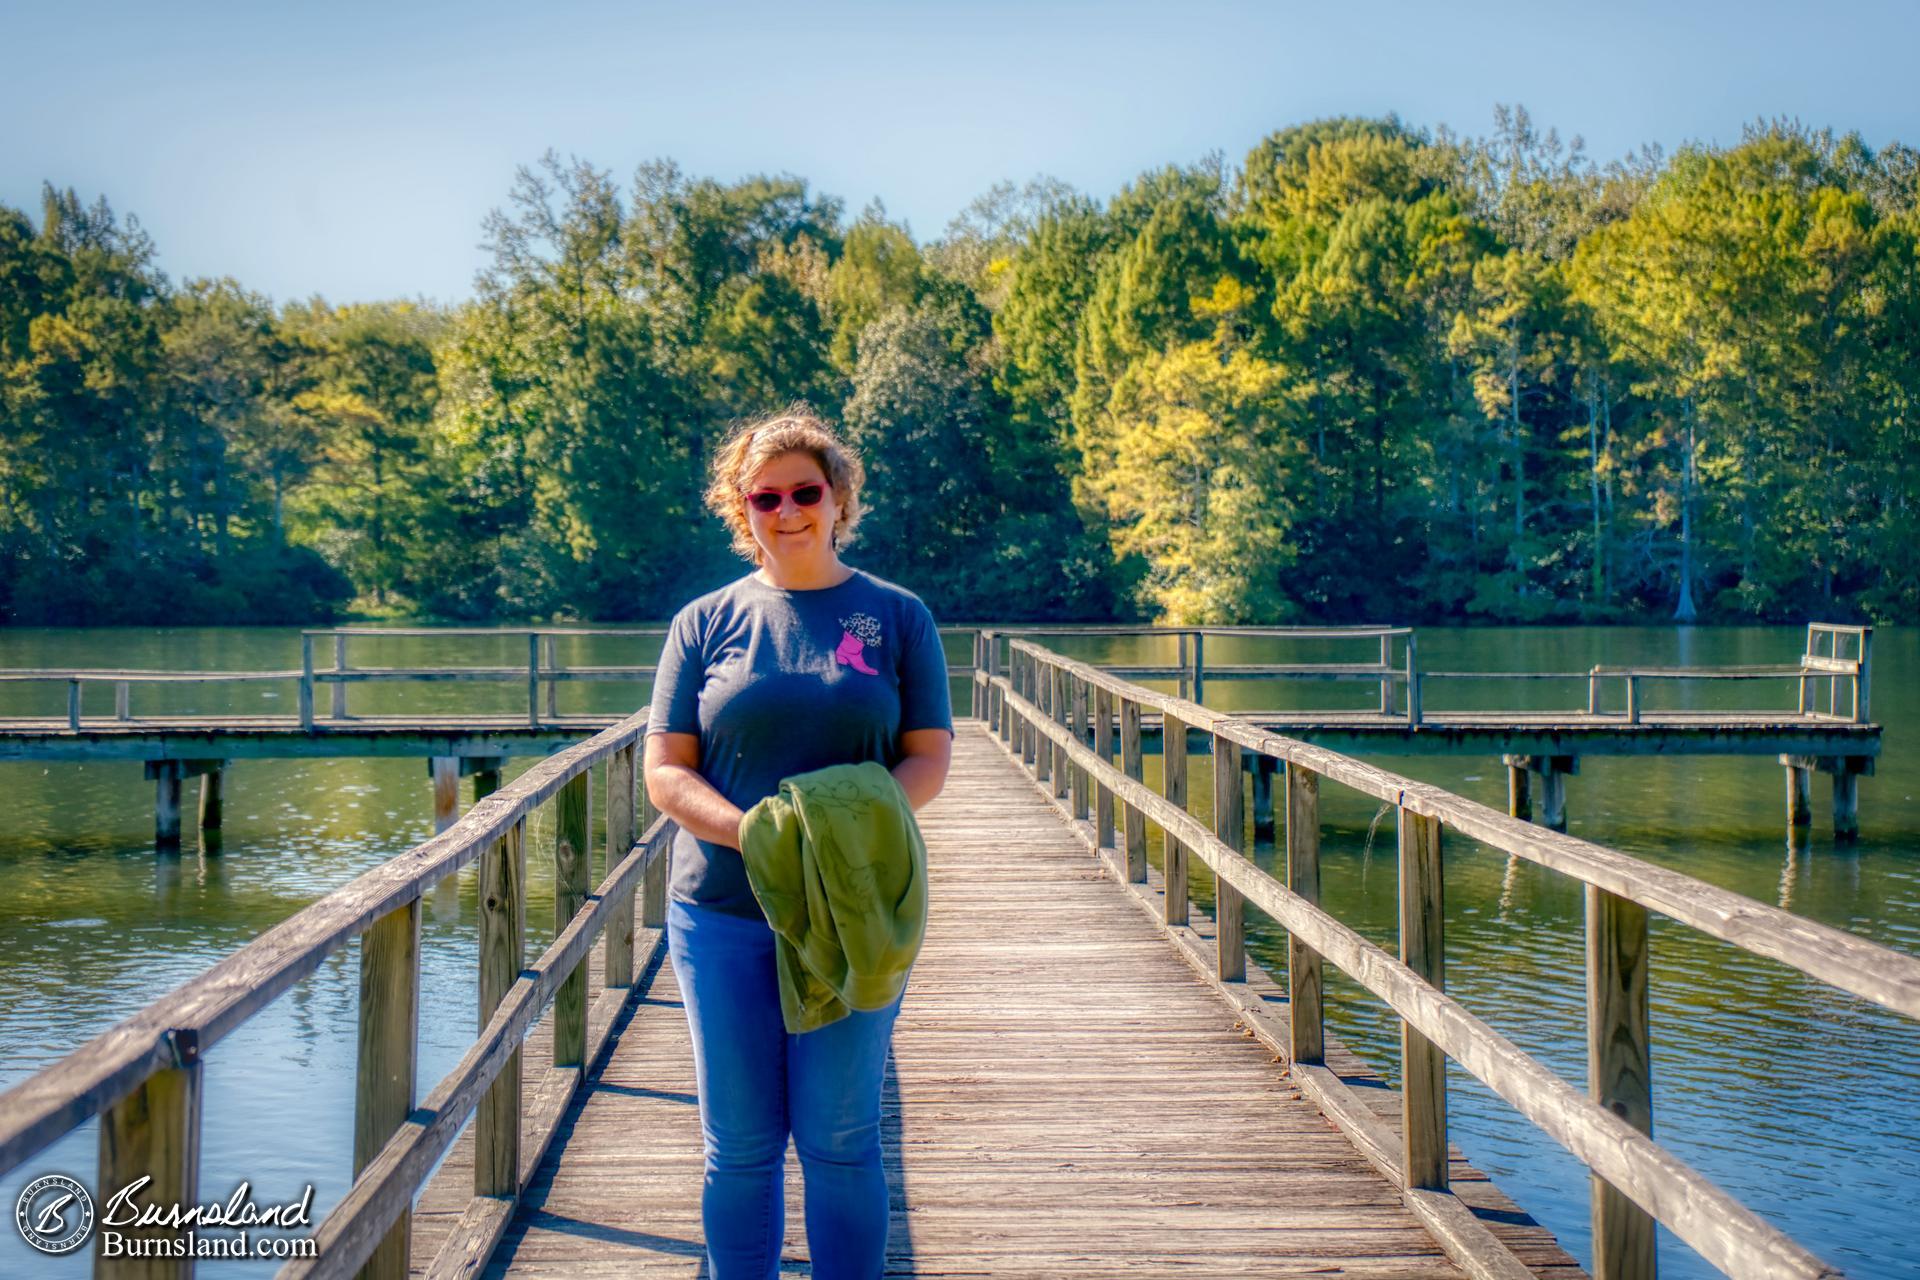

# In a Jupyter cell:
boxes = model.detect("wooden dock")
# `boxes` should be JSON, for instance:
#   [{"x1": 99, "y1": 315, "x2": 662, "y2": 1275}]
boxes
[
  {"x1": 3, "y1": 629, "x2": 1914, "y2": 1280},
  {"x1": 409, "y1": 724, "x2": 1581, "y2": 1278}
]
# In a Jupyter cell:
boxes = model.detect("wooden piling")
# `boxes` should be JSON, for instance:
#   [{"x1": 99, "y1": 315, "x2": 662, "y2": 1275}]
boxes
[
  {"x1": 196, "y1": 766, "x2": 224, "y2": 831},
  {"x1": 153, "y1": 763, "x2": 182, "y2": 847},
  {"x1": 1251, "y1": 756, "x2": 1276, "y2": 839},
  {"x1": 1834, "y1": 767, "x2": 1861, "y2": 843},
  {"x1": 1782, "y1": 756, "x2": 1813, "y2": 828},
  {"x1": 1507, "y1": 761, "x2": 1532, "y2": 822},
  {"x1": 472, "y1": 763, "x2": 502, "y2": 803},
  {"x1": 1540, "y1": 768, "x2": 1569, "y2": 832},
  {"x1": 430, "y1": 757, "x2": 460, "y2": 835}
]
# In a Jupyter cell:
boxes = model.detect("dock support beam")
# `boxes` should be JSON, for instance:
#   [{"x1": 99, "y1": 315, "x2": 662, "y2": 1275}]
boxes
[
  {"x1": 1250, "y1": 756, "x2": 1277, "y2": 839},
  {"x1": 430, "y1": 757, "x2": 460, "y2": 834},
  {"x1": 1503, "y1": 755, "x2": 1577, "y2": 832},
  {"x1": 1781, "y1": 754, "x2": 1872, "y2": 841},
  {"x1": 1507, "y1": 763, "x2": 1531, "y2": 822},
  {"x1": 147, "y1": 759, "x2": 227, "y2": 848},
  {"x1": 196, "y1": 767, "x2": 224, "y2": 832},
  {"x1": 152, "y1": 762, "x2": 182, "y2": 848},
  {"x1": 1833, "y1": 770, "x2": 1861, "y2": 844},
  {"x1": 1781, "y1": 756, "x2": 1813, "y2": 829}
]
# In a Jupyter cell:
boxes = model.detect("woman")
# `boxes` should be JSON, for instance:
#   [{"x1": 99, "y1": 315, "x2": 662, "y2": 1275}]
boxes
[{"x1": 643, "y1": 407, "x2": 953, "y2": 1280}]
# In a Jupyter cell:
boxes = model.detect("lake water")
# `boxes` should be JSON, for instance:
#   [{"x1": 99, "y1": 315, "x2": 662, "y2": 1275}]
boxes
[{"x1": 0, "y1": 625, "x2": 1914, "y2": 1278}]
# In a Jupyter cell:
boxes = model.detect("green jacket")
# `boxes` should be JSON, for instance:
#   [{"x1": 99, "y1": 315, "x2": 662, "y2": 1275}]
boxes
[{"x1": 737, "y1": 761, "x2": 928, "y2": 1034}]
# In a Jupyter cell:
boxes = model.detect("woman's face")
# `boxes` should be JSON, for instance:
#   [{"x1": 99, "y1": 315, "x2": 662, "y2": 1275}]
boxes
[{"x1": 743, "y1": 450, "x2": 841, "y2": 566}]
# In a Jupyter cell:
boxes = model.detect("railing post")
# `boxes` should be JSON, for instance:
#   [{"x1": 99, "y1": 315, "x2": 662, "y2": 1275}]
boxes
[
  {"x1": 1069, "y1": 671, "x2": 1088, "y2": 819},
  {"x1": 1380, "y1": 633, "x2": 1394, "y2": 714},
  {"x1": 477, "y1": 817, "x2": 525, "y2": 1198},
  {"x1": 606, "y1": 742, "x2": 637, "y2": 989},
  {"x1": 1406, "y1": 632, "x2": 1421, "y2": 727},
  {"x1": 1192, "y1": 631, "x2": 1206, "y2": 706},
  {"x1": 1398, "y1": 807, "x2": 1446, "y2": 1191},
  {"x1": 1094, "y1": 685, "x2": 1115, "y2": 852},
  {"x1": 98, "y1": 1049, "x2": 202, "y2": 1279},
  {"x1": 544, "y1": 634, "x2": 560, "y2": 719},
  {"x1": 1857, "y1": 627, "x2": 1872, "y2": 723},
  {"x1": 1035, "y1": 658, "x2": 1053, "y2": 787},
  {"x1": 527, "y1": 633, "x2": 541, "y2": 727},
  {"x1": 1059, "y1": 667, "x2": 1075, "y2": 794},
  {"x1": 1586, "y1": 885, "x2": 1654, "y2": 1280},
  {"x1": 1626, "y1": 674, "x2": 1640, "y2": 725},
  {"x1": 1285, "y1": 763, "x2": 1323, "y2": 1065},
  {"x1": 971, "y1": 632, "x2": 985, "y2": 719},
  {"x1": 641, "y1": 751, "x2": 667, "y2": 930},
  {"x1": 555, "y1": 771, "x2": 591, "y2": 1072},
  {"x1": 355, "y1": 897, "x2": 421, "y2": 1280},
  {"x1": 1163, "y1": 712, "x2": 1188, "y2": 926},
  {"x1": 116, "y1": 679, "x2": 131, "y2": 721},
  {"x1": 987, "y1": 632, "x2": 1004, "y2": 736},
  {"x1": 1827, "y1": 629, "x2": 1839, "y2": 716},
  {"x1": 1589, "y1": 666, "x2": 1601, "y2": 716},
  {"x1": 332, "y1": 633, "x2": 348, "y2": 719},
  {"x1": 300, "y1": 634, "x2": 315, "y2": 729},
  {"x1": 1177, "y1": 632, "x2": 1190, "y2": 701},
  {"x1": 1212, "y1": 730, "x2": 1245, "y2": 982},
  {"x1": 1120, "y1": 695, "x2": 1146, "y2": 882},
  {"x1": 1018, "y1": 652, "x2": 1035, "y2": 767},
  {"x1": 67, "y1": 678, "x2": 81, "y2": 730}
]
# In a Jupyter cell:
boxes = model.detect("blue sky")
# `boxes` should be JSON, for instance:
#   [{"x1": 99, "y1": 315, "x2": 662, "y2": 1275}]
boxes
[{"x1": 4, "y1": 0, "x2": 1915, "y2": 305}]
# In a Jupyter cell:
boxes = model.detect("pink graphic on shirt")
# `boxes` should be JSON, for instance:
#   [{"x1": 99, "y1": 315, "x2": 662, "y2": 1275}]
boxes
[{"x1": 836, "y1": 612, "x2": 882, "y2": 676}]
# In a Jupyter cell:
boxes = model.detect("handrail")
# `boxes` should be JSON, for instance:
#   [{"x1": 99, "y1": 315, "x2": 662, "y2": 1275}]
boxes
[
  {"x1": 0, "y1": 707, "x2": 673, "y2": 1279},
  {"x1": 7, "y1": 627, "x2": 979, "y2": 729},
  {"x1": 979, "y1": 635, "x2": 1915, "y2": 1279},
  {"x1": 971, "y1": 624, "x2": 1875, "y2": 728}
]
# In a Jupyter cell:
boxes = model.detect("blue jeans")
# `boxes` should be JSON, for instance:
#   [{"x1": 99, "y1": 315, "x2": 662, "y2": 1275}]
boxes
[{"x1": 667, "y1": 899, "x2": 901, "y2": 1280}]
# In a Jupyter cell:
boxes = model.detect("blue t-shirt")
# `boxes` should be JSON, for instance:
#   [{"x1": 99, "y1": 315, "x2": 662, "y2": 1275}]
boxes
[{"x1": 647, "y1": 568, "x2": 953, "y2": 919}]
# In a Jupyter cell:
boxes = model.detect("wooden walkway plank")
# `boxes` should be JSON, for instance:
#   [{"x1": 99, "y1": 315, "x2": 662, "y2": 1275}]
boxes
[{"x1": 411, "y1": 723, "x2": 1580, "y2": 1279}]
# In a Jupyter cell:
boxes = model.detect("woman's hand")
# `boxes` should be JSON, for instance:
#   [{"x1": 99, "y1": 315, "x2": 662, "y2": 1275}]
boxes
[
  {"x1": 644, "y1": 732, "x2": 748, "y2": 848},
  {"x1": 892, "y1": 727, "x2": 953, "y2": 811}
]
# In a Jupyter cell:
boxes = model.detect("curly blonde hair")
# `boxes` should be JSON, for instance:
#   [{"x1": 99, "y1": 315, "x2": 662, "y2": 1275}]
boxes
[{"x1": 704, "y1": 406, "x2": 866, "y2": 563}]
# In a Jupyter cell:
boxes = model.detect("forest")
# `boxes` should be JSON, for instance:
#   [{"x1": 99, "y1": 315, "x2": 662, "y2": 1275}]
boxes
[{"x1": 3, "y1": 110, "x2": 1916, "y2": 626}]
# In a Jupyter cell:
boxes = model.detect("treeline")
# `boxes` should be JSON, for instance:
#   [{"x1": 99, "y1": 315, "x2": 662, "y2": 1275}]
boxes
[{"x1": 4, "y1": 109, "x2": 1918, "y2": 626}]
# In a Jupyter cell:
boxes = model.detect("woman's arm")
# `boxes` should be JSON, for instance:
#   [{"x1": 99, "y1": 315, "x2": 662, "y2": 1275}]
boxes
[
  {"x1": 643, "y1": 732, "x2": 746, "y2": 848},
  {"x1": 893, "y1": 727, "x2": 952, "y2": 811}
]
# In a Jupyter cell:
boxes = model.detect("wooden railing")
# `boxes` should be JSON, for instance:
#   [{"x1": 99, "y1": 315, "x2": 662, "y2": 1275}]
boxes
[
  {"x1": 298, "y1": 627, "x2": 668, "y2": 728},
  {"x1": 4, "y1": 626, "x2": 980, "y2": 730},
  {"x1": 973, "y1": 634, "x2": 1917, "y2": 1280},
  {"x1": 964, "y1": 622, "x2": 1872, "y2": 727},
  {"x1": 0, "y1": 708, "x2": 673, "y2": 1279}
]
